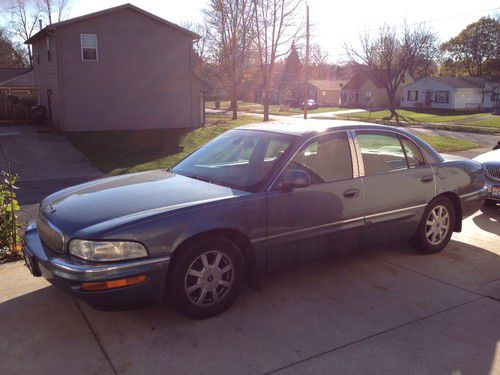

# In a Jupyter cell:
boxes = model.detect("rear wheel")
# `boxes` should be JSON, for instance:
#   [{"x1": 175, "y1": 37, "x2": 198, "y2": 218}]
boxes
[
  {"x1": 168, "y1": 236, "x2": 244, "y2": 319},
  {"x1": 410, "y1": 197, "x2": 455, "y2": 254}
]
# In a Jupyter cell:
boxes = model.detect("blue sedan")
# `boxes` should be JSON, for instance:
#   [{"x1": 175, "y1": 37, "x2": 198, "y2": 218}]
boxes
[{"x1": 23, "y1": 121, "x2": 487, "y2": 318}]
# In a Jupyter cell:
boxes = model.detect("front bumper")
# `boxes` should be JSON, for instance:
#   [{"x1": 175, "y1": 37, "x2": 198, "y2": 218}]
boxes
[
  {"x1": 484, "y1": 178, "x2": 500, "y2": 202},
  {"x1": 23, "y1": 227, "x2": 170, "y2": 307}
]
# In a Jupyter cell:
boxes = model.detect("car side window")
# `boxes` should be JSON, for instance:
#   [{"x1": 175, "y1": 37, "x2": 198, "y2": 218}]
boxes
[
  {"x1": 401, "y1": 137, "x2": 425, "y2": 168},
  {"x1": 285, "y1": 132, "x2": 353, "y2": 184},
  {"x1": 357, "y1": 132, "x2": 407, "y2": 175}
]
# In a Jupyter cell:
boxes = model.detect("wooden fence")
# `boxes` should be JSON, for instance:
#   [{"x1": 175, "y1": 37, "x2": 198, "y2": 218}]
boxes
[{"x1": 0, "y1": 94, "x2": 36, "y2": 122}]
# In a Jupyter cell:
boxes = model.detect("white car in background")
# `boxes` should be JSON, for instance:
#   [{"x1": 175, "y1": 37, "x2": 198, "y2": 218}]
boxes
[{"x1": 474, "y1": 148, "x2": 500, "y2": 205}]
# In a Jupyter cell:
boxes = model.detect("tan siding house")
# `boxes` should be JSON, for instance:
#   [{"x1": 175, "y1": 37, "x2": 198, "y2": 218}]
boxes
[
  {"x1": 308, "y1": 80, "x2": 347, "y2": 106},
  {"x1": 341, "y1": 71, "x2": 413, "y2": 109},
  {"x1": 27, "y1": 4, "x2": 207, "y2": 132}
]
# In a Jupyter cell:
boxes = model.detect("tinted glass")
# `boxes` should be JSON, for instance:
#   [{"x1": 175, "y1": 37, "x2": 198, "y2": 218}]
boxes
[
  {"x1": 357, "y1": 132, "x2": 407, "y2": 175},
  {"x1": 173, "y1": 130, "x2": 292, "y2": 191},
  {"x1": 285, "y1": 132, "x2": 352, "y2": 184},
  {"x1": 401, "y1": 137, "x2": 425, "y2": 168}
]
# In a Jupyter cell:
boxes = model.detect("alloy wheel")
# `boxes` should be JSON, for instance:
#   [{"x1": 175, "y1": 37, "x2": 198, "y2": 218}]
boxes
[
  {"x1": 425, "y1": 204, "x2": 450, "y2": 246},
  {"x1": 184, "y1": 250, "x2": 234, "y2": 306}
]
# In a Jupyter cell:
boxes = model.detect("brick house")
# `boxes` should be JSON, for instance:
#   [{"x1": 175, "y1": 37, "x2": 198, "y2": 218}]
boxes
[{"x1": 26, "y1": 3, "x2": 209, "y2": 132}]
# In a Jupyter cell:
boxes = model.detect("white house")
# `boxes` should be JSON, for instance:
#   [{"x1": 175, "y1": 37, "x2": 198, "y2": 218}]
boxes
[{"x1": 401, "y1": 76, "x2": 493, "y2": 111}]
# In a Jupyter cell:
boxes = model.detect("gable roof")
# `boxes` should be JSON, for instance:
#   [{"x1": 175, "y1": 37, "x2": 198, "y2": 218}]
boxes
[
  {"x1": 309, "y1": 79, "x2": 348, "y2": 91},
  {"x1": 0, "y1": 70, "x2": 35, "y2": 88},
  {"x1": 429, "y1": 76, "x2": 485, "y2": 89},
  {"x1": 26, "y1": 3, "x2": 199, "y2": 44},
  {"x1": 0, "y1": 68, "x2": 31, "y2": 84},
  {"x1": 342, "y1": 70, "x2": 404, "y2": 90}
]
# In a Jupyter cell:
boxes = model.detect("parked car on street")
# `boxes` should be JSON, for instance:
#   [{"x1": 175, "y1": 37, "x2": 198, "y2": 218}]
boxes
[
  {"x1": 473, "y1": 148, "x2": 500, "y2": 205},
  {"x1": 301, "y1": 99, "x2": 318, "y2": 110},
  {"x1": 23, "y1": 121, "x2": 487, "y2": 318}
]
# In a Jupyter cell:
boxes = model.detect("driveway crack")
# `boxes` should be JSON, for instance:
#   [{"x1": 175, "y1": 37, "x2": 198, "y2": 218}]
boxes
[
  {"x1": 74, "y1": 299, "x2": 119, "y2": 375},
  {"x1": 264, "y1": 297, "x2": 483, "y2": 374},
  {"x1": 368, "y1": 253, "x2": 486, "y2": 298}
]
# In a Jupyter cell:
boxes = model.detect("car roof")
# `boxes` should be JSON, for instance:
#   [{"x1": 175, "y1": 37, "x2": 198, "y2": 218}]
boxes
[{"x1": 237, "y1": 119, "x2": 405, "y2": 137}]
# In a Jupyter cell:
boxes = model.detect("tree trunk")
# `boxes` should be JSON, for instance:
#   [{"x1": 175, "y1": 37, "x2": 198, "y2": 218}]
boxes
[
  {"x1": 231, "y1": 86, "x2": 238, "y2": 120},
  {"x1": 263, "y1": 79, "x2": 270, "y2": 122},
  {"x1": 386, "y1": 89, "x2": 398, "y2": 123}
]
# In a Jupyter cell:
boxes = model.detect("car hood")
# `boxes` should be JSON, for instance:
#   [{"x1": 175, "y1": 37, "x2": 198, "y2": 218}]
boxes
[
  {"x1": 41, "y1": 170, "x2": 247, "y2": 234},
  {"x1": 473, "y1": 149, "x2": 500, "y2": 164}
]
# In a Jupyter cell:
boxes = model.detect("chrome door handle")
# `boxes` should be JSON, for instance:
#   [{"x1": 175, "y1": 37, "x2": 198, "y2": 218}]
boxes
[
  {"x1": 343, "y1": 189, "x2": 359, "y2": 198},
  {"x1": 421, "y1": 175, "x2": 434, "y2": 183}
]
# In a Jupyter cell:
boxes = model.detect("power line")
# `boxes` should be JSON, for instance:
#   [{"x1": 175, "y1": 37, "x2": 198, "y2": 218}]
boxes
[{"x1": 320, "y1": 6, "x2": 500, "y2": 37}]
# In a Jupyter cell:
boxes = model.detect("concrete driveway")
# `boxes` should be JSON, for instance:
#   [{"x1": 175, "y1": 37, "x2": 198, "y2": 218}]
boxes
[
  {"x1": 0, "y1": 125, "x2": 103, "y2": 206},
  {"x1": 1, "y1": 206, "x2": 499, "y2": 375}
]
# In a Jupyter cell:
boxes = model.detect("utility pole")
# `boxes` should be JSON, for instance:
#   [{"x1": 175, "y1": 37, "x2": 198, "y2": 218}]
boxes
[{"x1": 303, "y1": 4, "x2": 309, "y2": 119}]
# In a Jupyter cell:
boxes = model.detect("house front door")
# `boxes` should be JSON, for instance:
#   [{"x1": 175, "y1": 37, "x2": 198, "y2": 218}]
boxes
[{"x1": 425, "y1": 91, "x2": 433, "y2": 107}]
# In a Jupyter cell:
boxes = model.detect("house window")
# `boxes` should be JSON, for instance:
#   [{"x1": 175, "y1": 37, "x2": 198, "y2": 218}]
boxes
[
  {"x1": 434, "y1": 91, "x2": 449, "y2": 104},
  {"x1": 81, "y1": 34, "x2": 98, "y2": 61},
  {"x1": 46, "y1": 37, "x2": 51, "y2": 61},
  {"x1": 407, "y1": 90, "x2": 418, "y2": 101}
]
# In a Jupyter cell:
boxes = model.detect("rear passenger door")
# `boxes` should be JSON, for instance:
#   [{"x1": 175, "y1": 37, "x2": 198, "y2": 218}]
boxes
[
  {"x1": 266, "y1": 131, "x2": 364, "y2": 267},
  {"x1": 355, "y1": 130, "x2": 435, "y2": 243}
]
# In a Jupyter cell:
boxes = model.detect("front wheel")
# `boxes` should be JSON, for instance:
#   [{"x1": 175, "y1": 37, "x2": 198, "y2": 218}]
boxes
[
  {"x1": 410, "y1": 197, "x2": 455, "y2": 254},
  {"x1": 167, "y1": 236, "x2": 244, "y2": 319}
]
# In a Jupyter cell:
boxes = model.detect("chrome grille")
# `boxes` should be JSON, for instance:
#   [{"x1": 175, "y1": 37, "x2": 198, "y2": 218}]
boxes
[
  {"x1": 484, "y1": 162, "x2": 500, "y2": 182},
  {"x1": 36, "y1": 212, "x2": 65, "y2": 253}
]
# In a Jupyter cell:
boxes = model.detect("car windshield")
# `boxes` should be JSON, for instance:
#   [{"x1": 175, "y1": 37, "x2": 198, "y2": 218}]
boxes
[{"x1": 172, "y1": 129, "x2": 294, "y2": 192}]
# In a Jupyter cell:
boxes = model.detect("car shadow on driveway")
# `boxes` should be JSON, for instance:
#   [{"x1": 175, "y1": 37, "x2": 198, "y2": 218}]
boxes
[
  {"x1": 472, "y1": 205, "x2": 500, "y2": 236},
  {"x1": 3, "y1": 238, "x2": 498, "y2": 374}
]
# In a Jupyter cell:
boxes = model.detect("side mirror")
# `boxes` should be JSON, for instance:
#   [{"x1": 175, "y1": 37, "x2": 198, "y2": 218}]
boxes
[{"x1": 278, "y1": 169, "x2": 311, "y2": 191}]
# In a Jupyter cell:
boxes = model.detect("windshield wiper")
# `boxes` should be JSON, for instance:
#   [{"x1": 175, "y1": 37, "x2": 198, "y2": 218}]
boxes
[{"x1": 185, "y1": 174, "x2": 213, "y2": 184}]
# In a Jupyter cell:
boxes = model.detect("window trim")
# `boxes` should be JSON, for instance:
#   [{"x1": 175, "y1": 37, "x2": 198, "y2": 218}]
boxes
[
  {"x1": 434, "y1": 90, "x2": 450, "y2": 104},
  {"x1": 398, "y1": 134, "x2": 427, "y2": 168},
  {"x1": 407, "y1": 90, "x2": 418, "y2": 101},
  {"x1": 80, "y1": 34, "x2": 98, "y2": 61},
  {"x1": 268, "y1": 130, "x2": 356, "y2": 191}
]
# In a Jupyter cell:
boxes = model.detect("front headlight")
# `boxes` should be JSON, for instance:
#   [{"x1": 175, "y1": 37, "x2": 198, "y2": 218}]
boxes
[{"x1": 68, "y1": 239, "x2": 148, "y2": 262}]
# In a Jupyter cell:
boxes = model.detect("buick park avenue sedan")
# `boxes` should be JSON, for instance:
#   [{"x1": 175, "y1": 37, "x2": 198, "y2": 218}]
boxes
[{"x1": 23, "y1": 121, "x2": 487, "y2": 318}]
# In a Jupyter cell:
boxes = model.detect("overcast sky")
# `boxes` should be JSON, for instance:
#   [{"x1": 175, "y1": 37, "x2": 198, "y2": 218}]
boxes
[{"x1": 2, "y1": 0, "x2": 500, "y2": 62}]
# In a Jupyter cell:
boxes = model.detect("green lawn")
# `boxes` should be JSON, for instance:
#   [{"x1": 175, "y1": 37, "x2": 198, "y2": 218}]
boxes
[
  {"x1": 338, "y1": 109, "x2": 500, "y2": 129},
  {"x1": 67, "y1": 114, "x2": 260, "y2": 175},
  {"x1": 418, "y1": 135, "x2": 478, "y2": 153},
  {"x1": 206, "y1": 100, "x2": 342, "y2": 116}
]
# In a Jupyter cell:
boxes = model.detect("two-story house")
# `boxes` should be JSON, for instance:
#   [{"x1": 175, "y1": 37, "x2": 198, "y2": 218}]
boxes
[{"x1": 26, "y1": 3, "x2": 208, "y2": 132}]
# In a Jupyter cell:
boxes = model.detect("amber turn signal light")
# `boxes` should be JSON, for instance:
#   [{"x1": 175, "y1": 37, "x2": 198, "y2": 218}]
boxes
[{"x1": 82, "y1": 275, "x2": 147, "y2": 291}]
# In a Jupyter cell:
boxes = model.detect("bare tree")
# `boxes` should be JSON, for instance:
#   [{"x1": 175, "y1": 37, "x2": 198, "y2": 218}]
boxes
[
  {"x1": 37, "y1": 0, "x2": 70, "y2": 24},
  {"x1": 252, "y1": 0, "x2": 303, "y2": 121},
  {"x1": 0, "y1": 27, "x2": 27, "y2": 67},
  {"x1": 204, "y1": 0, "x2": 255, "y2": 120},
  {"x1": 3, "y1": 0, "x2": 40, "y2": 66},
  {"x1": 310, "y1": 44, "x2": 330, "y2": 79},
  {"x1": 346, "y1": 24, "x2": 438, "y2": 121}
]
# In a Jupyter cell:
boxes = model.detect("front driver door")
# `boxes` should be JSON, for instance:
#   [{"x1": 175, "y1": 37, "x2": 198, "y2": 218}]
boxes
[{"x1": 266, "y1": 131, "x2": 365, "y2": 268}]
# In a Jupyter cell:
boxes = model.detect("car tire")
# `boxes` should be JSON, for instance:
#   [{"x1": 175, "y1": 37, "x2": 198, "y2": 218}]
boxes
[
  {"x1": 167, "y1": 236, "x2": 245, "y2": 319},
  {"x1": 484, "y1": 199, "x2": 498, "y2": 207},
  {"x1": 409, "y1": 197, "x2": 455, "y2": 254}
]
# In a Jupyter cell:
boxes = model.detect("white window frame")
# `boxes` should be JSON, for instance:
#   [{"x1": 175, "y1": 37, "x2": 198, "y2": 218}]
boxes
[
  {"x1": 80, "y1": 34, "x2": 98, "y2": 61},
  {"x1": 434, "y1": 91, "x2": 449, "y2": 104}
]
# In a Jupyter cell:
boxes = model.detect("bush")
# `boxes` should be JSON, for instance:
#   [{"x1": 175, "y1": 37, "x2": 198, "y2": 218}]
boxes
[{"x1": 0, "y1": 171, "x2": 22, "y2": 263}]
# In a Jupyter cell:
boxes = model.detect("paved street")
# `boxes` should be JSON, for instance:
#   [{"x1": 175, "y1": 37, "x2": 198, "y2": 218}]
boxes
[{"x1": 1, "y1": 206, "x2": 498, "y2": 375}]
